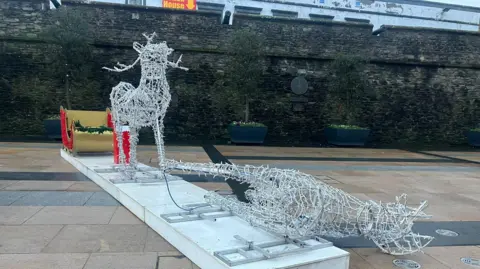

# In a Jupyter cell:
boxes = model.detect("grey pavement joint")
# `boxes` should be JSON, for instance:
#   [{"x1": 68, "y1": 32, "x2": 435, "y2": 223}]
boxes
[
  {"x1": 109, "y1": 207, "x2": 143, "y2": 225},
  {"x1": 84, "y1": 192, "x2": 120, "y2": 206}
]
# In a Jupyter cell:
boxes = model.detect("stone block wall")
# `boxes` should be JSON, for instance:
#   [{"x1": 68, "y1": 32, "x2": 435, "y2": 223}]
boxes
[
  {"x1": 0, "y1": 0, "x2": 479, "y2": 145},
  {"x1": 0, "y1": 0, "x2": 49, "y2": 38},
  {"x1": 371, "y1": 26, "x2": 480, "y2": 66}
]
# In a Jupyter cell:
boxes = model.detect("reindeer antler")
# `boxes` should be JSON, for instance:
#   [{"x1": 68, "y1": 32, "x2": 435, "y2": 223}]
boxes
[
  {"x1": 168, "y1": 54, "x2": 189, "y2": 71},
  {"x1": 142, "y1": 32, "x2": 157, "y2": 43},
  {"x1": 103, "y1": 57, "x2": 141, "y2": 72}
]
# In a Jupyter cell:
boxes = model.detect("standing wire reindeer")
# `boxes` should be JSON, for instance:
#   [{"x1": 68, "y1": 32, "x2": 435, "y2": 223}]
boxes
[{"x1": 103, "y1": 32, "x2": 188, "y2": 179}]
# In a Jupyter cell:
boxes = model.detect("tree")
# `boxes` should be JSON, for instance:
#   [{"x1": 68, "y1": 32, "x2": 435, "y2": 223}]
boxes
[
  {"x1": 42, "y1": 6, "x2": 100, "y2": 110},
  {"x1": 326, "y1": 54, "x2": 369, "y2": 127},
  {"x1": 220, "y1": 29, "x2": 265, "y2": 122}
]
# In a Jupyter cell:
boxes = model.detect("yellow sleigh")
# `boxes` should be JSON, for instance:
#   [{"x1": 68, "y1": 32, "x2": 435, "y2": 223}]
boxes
[{"x1": 60, "y1": 106, "x2": 114, "y2": 155}]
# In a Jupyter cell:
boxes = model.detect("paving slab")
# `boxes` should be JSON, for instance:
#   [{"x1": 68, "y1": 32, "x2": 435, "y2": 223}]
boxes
[
  {"x1": 0, "y1": 180, "x2": 16, "y2": 190},
  {"x1": 0, "y1": 253, "x2": 89, "y2": 269},
  {"x1": 425, "y1": 246, "x2": 480, "y2": 269},
  {"x1": 352, "y1": 248, "x2": 450, "y2": 269},
  {"x1": 157, "y1": 255, "x2": 193, "y2": 269},
  {"x1": 144, "y1": 228, "x2": 177, "y2": 252},
  {"x1": 84, "y1": 192, "x2": 120, "y2": 206},
  {"x1": 11, "y1": 191, "x2": 95, "y2": 206},
  {"x1": 42, "y1": 224, "x2": 148, "y2": 253},
  {"x1": 0, "y1": 225, "x2": 63, "y2": 253},
  {"x1": 344, "y1": 249, "x2": 374, "y2": 269},
  {"x1": 0, "y1": 206, "x2": 43, "y2": 225},
  {"x1": 4, "y1": 180, "x2": 75, "y2": 191},
  {"x1": 67, "y1": 182, "x2": 103, "y2": 192},
  {"x1": 83, "y1": 252, "x2": 157, "y2": 269},
  {"x1": 24, "y1": 206, "x2": 117, "y2": 225},
  {"x1": 0, "y1": 191, "x2": 30, "y2": 205},
  {"x1": 109, "y1": 207, "x2": 143, "y2": 225}
]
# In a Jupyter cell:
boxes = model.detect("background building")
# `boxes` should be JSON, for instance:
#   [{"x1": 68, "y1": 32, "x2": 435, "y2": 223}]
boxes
[{"x1": 52, "y1": 0, "x2": 480, "y2": 32}]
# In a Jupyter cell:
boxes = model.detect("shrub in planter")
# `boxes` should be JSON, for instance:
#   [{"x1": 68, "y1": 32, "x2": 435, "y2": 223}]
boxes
[
  {"x1": 44, "y1": 115, "x2": 61, "y2": 140},
  {"x1": 213, "y1": 29, "x2": 268, "y2": 144},
  {"x1": 228, "y1": 121, "x2": 268, "y2": 144},
  {"x1": 467, "y1": 127, "x2": 480, "y2": 147},
  {"x1": 324, "y1": 124, "x2": 370, "y2": 146},
  {"x1": 324, "y1": 55, "x2": 371, "y2": 146}
]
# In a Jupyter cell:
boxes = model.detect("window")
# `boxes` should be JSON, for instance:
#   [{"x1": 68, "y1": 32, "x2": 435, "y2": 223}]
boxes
[
  {"x1": 234, "y1": 6, "x2": 262, "y2": 16},
  {"x1": 319, "y1": 0, "x2": 325, "y2": 3},
  {"x1": 355, "y1": 1, "x2": 361, "y2": 7},
  {"x1": 271, "y1": 9, "x2": 298, "y2": 18},
  {"x1": 128, "y1": 0, "x2": 143, "y2": 5}
]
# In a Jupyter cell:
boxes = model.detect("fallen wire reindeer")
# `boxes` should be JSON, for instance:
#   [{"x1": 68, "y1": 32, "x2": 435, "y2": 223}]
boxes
[
  {"x1": 106, "y1": 33, "x2": 433, "y2": 256},
  {"x1": 166, "y1": 159, "x2": 434, "y2": 256}
]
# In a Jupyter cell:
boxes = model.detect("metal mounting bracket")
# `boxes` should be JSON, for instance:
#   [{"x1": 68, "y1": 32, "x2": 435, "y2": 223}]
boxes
[
  {"x1": 160, "y1": 203, "x2": 233, "y2": 223},
  {"x1": 94, "y1": 166, "x2": 182, "y2": 184},
  {"x1": 214, "y1": 235, "x2": 333, "y2": 266}
]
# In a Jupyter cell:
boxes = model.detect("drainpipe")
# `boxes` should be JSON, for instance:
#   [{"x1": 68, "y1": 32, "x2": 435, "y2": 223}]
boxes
[{"x1": 372, "y1": 25, "x2": 386, "y2": 35}]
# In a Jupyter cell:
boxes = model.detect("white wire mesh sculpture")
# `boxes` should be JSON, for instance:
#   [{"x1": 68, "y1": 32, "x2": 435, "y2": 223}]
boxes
[
  {"x1": 105, "y1": 33, "x2": 433, "y2": 256},
  {"x1": 167, "y1": 160, "x2": 433, "y2": 255},
  {"x1": 103, "y1": 32, "x2": 188, "y2": 179}
]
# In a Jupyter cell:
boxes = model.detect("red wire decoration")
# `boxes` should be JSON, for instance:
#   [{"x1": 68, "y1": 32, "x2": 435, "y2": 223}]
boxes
[
  {"x1": 60, "y1": 108, "x2": 73, "y2": 150},
  {"x1": 113, "y1": 126, "x2": 130, "y2": 164}
]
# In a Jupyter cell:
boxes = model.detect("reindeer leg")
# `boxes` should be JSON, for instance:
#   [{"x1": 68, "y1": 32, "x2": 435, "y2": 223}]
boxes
[
  {"x1": 113, "y1": 110, "x2": 129, "y2": 180},
  {"x1": 153, "y1": 117, "x2": 167, "y2": 171},
  {"x1": 127, "y1": 125, "x2": 140, "y2": 181}
]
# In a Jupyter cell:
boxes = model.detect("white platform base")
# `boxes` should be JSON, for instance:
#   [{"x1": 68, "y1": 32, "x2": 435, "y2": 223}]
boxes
[{"x1": 61, "y1": 150, "x2": 349, "y2": 269}]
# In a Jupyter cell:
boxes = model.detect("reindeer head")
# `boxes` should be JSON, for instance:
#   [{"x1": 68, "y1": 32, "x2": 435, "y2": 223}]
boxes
[
  {"x1": 133, "y1": 32, "x2": 174, "y2": 65},
  {"x1": 103, "y1": 32, "x2": 187, "y2": 73}
]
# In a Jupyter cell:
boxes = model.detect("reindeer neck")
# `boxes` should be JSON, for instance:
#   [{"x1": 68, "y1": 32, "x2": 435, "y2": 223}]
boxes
[
  {"x1": 138, "y1": 62, "x2": 170, "y2": 96},
  {"x1": 140, "y1": 62, "x2": 166, "y2": 79}
]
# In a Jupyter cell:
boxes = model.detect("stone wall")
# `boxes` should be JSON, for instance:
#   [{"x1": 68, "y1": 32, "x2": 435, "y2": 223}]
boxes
[
  {"x1": 0, "y1": 0, "x2": 49, "y2": 38},
  {"x1": 1, "y1": 0, "x2": 479, "y2": 145}
]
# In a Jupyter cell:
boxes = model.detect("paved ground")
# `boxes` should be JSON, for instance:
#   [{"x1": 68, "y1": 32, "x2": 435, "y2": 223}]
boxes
[{"x1": 0, "y1": 142, "x2": 480, "y2": 268}]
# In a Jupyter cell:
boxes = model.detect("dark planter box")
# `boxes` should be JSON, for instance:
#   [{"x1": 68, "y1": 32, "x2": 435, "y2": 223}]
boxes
[
  {"x1": 467, "y1": 130, "x2": 480, "y2": 147},
  {"x1": 228, "y1": 125, "x2": 268, "y2": 144},
  {"x1": 44, "y1": 119, "x2": 61, "y2": 140},
  {"x1": 324, "y1": 127, "x2": 370, "y2": 146}
]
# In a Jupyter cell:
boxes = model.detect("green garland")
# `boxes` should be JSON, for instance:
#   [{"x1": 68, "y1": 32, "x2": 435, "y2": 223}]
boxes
[{"x1": 74, "y1": 120, "x2": 113, "y2": 134}]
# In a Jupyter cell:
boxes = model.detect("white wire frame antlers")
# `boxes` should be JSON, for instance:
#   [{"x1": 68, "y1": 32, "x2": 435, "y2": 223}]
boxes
[{"x1": 103, "y1": 32, "x2": 188, "y2": 178}]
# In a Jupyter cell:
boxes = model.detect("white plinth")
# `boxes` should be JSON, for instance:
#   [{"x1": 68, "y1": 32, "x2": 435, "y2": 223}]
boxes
[{"x1": 61, "y1": 150, "x2": 350, "y2": 269}]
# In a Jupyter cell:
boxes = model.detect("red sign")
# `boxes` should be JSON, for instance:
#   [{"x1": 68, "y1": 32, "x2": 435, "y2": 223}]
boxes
[{"x1": 163, "y1": 0, "x2": 196, "y2": 10}]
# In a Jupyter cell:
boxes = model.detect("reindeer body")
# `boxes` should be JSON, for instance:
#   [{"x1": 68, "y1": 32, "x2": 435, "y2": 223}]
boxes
[{"x1": 105, "y1": 33, "x2": 187, "y2": 176}]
